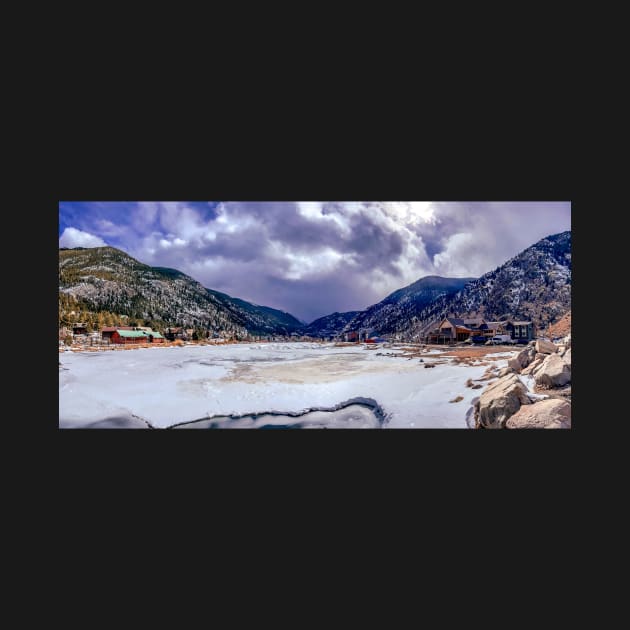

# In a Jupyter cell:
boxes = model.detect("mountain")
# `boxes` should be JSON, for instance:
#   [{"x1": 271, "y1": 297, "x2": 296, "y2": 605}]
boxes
[
  {"x1": 59, "y1": 246, "x2": 303, "y2": 337},
  {"x1": 397, "y1": 231, "x2": 572, "y2": 339},
  {"x1": 302, "y1": 311, "x2": 361, "y2": 338},
  {"x1": 340, "y1": 276, "x2": 476, "y2": 337},
  {"x1": 205, "y1": 288, "x2": 304, "y2": 335}
]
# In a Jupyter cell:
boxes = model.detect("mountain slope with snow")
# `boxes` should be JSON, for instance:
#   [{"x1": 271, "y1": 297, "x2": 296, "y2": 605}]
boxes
[
  {"x1": 59, "y1": 246, "x2": 303, "y2": 336},
  {"x1": 341, "y1": 276, "x2": 476, "y2": 337},
  {"x1": 397, "y1": 231, "x2": 572, "y2": 339},
  {"x1": 302, "y1": 311, "x2": 361, "y2": 338}
]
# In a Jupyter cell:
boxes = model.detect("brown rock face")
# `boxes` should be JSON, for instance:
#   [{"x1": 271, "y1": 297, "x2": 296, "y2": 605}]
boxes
[
  {"x1": 506, "y1": 398, "x2": 571, "y2": 429},
  {"x1": 535, "y1": 339, "x2": 558, "y2": 354},
  {"x1": 475, "y1": 374, "x2": 531, "y2": 429},
  {"x1": 535, "y1": 353, "x2": 571, "y2": 388},
  {"x1": 521, "y1": 357, "x2": 544, "y2": 376},
  {"x1": 507, "y1": 358, "x2": 522, "y2": 372}
]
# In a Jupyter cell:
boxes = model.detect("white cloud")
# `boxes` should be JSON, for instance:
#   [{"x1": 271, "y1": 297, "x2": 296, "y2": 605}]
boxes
[
  {"x1": 59, "y1": 227, "x2": 107, "y2": 248},
  {"x1": 62, "y1": 200, "x2": 570, "y2": 321}
]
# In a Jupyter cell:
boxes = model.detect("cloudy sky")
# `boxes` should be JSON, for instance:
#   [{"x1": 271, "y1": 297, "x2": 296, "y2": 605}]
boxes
[{"x1": 59, "y1": 201, "x2": 571, "y2": 323}]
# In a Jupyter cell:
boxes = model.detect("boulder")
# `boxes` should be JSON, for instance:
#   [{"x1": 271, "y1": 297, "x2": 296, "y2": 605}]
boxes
[
  {"x1": 535, "y1": 339, "x2": 558, "y2": 354},
  {"x1": 507, "y1": 358, "x2": 521, "y2": 372},
  {"x1": 499, "y1": 366, "x2": 515, "y2": 377},
  {"x1": 535, "y1": 352, "x2": 546, "y2": 361},
  {"x1": 509, "y1": 347, "x2": 536, "y2": 372},
  {"x1": 475, "y1": 374, "x2": 531, "y2": 429},
  {"x1": 534, "y1": 353, "x2": 571, "y2": 388},
  {"x1": 506, "y1": 399, "x2": 571, "y2": 429},
  {"x1": 521, "y1": 357, "x2": 544, "y2": 376},
  {"x1": 563, "y1": 347, "x2": 571, "y2": 367}
]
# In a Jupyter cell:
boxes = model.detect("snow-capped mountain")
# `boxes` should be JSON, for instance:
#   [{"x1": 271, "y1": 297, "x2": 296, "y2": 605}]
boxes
[
  {"x1": 339, "y1": 276, "x2": 476, "y2": 337},
  {"x1": 59, "y1": 246, "x2": 303, "y2": 336},
  {"x1": 397, "y1": 231, "x2": 572, "y2": 339}
]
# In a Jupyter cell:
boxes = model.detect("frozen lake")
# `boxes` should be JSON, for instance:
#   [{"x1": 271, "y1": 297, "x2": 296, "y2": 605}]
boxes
[{"x1": 59, "y1": 342, "x2": 509, "y2": 429}]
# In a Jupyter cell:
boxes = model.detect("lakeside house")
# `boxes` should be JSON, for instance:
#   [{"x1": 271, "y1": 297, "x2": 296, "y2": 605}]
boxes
[
  {"x1": 104, "y1": 327, "x2": 165, "y2": 344},
  {"x1": 424, "y1": 317, "x2": 534, "y2": 344}
]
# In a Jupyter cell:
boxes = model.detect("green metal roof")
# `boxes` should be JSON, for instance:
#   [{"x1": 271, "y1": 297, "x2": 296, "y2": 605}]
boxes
[
  {"x1": 116, "y1": 330, "x2": 150, "y2": 338},
  {"x1": 149, "y1": 332, "x2": 164, "y2": 338}
]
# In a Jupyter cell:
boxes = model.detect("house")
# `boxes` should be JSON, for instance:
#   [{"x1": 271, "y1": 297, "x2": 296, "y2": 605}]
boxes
[
  {"x1": 111, "y1": 329, "x2": 149, "y2": 344},
  {"x1": 482, "y1": 321, "x2": 508, "y2": 337},
  {"x1": 73, "y1": 323, "x2": 88, "y2": 335},
  {"x1": 101, "y1": 326, "x2": 118, "y2": 341},
  {"x1": 164, "y1": 327, "x2": 184, "y2": 341},
  {"x1": 110, "y1": 329, "x2": 165, "y2": 344},
  {"x1": 505, "y1": 320, "x2": 534, "y2": 342},
  {"x1": 426, "y1": 317, "x2": 475, "y2": 344},
  {"x1": 144, "y1": 330, "x2": 164, "y2": 343},
  {"x1": 425, "y1": 317, "x2": 511, "y2": 344}
]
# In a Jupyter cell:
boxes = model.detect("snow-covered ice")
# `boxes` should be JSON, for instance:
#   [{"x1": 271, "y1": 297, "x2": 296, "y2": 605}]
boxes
[{"x1": 59, "y1": 343, "x2": 510, "y2": 429}]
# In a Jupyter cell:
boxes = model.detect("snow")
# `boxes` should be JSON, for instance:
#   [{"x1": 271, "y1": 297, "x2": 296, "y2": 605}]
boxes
[{"x1": 59, "y1": 343, "x2": 507, "y2": 429}]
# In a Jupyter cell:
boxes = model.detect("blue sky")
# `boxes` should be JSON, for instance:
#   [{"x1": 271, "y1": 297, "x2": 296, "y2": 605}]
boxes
[{"x1": 59, "y1": 201, "x2": 571, "y2": 322}]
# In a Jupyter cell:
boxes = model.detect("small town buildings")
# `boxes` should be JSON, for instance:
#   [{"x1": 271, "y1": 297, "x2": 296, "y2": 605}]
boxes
[{"x1": 425, "y1": 317, "x2": 533, "y2": 344}]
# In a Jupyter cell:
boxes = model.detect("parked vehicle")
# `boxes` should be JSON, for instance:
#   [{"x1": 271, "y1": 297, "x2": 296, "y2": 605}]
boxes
[
  {"x1": 491, "y1": 335, "x2": 515, "y2": 345},
  {"x1": 471, "y1": 335, "x2": 488, "y2": 345}
]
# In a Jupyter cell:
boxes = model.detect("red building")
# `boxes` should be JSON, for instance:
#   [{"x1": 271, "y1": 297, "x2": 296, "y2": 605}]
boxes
[{"x1": 110, "y1": 329, "x2": 165, "y2": 344}]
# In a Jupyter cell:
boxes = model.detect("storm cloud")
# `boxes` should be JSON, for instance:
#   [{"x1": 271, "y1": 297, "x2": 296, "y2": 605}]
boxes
[{"x1": 59, "y1": 201, "x2": 571, "y2": 323}]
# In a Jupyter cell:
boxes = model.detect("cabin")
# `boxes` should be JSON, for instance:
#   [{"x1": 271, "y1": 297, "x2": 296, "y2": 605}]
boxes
[
  {"x1": 73, "y1": 323, "x2": 88, "y2": 335},
  {"x1": 165, "y1": 327, "x2": 185, "y2": 341},
  {"x1": 482, "y1": 321, "x2": 508, "y2": 336},
  {"x1": 101, "y1": 326, "x2": 118, "y2": 341},
  {"x1": 110, "y1": 329, "x2": 165, "y2": 344},
  {"x1": 505, "y1": 320, "x2": 534, "y2": 342},
  {"x1": 426, "y1": 318, "x2": 475, "y2": 344}
]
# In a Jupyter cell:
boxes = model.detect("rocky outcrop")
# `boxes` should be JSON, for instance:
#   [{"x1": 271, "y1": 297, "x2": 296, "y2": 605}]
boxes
[
  {"x1": 509, "y1": 346, "x2": 536, "y2": 371},
  {"x1": 499, "y1": 366, "x2": 515, "y2": 377},
  {"x1": 506, "y1": 399, "x2": 571, "y2": 429},
  {"x1": 534, "y1": 353, "x2": 571, "y2": 388},
  {"x1": 535, "y1": 339, "x2": 558, "y2": 354},
  {"x1": 507, "y1": 357, "x2": 522, "y2": 371},
  {"x1": 521, "y1": 357, "x2": 544, "y2": 376},
  {"x1": 474, "y1": 374, "x2": 531, "y2": 429},
  {"x1": 563, "y1": 347, "x2": 571, "y2": 367}
]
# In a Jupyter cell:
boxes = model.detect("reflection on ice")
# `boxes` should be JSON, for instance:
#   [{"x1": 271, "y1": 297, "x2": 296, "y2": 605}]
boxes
[{"x1": 172, "y1": 402, "x2": 384, "y2": 429}]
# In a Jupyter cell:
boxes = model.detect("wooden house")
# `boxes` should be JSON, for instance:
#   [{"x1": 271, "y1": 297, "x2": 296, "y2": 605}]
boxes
[
  {"x1": 100, "y1": 326, "x2": 118, "y2": 341},
  {"x1": 505, "y1": 320, "x2": 534, "y2": 342},
  {"x1": 111, "y1": 329, "x2": 165, "y2": 344}
]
